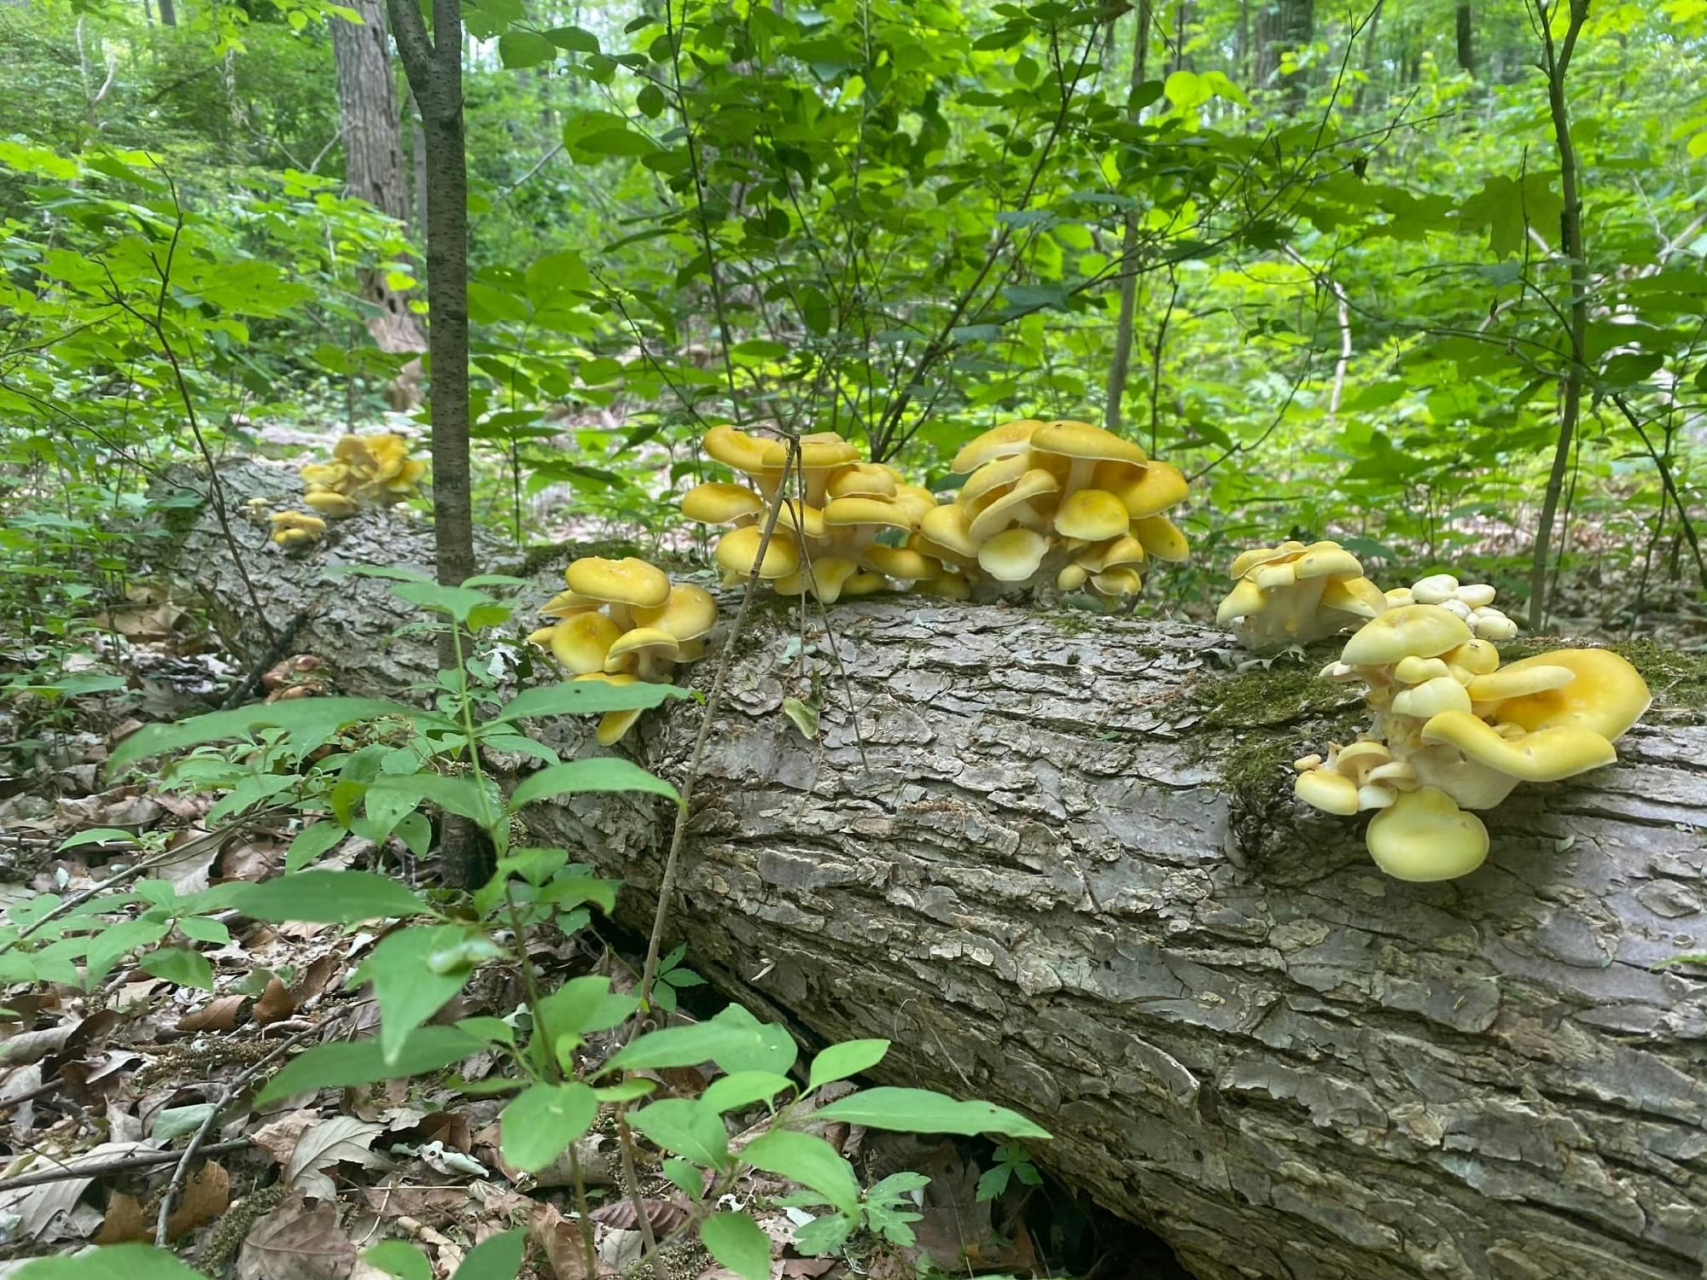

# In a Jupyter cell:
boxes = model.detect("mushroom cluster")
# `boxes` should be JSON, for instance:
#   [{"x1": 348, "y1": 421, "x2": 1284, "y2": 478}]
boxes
[
  {"x1": 680, "y1": 426, "x2": 940, "y2": 603},
  {"x1": 935, "y1": 419, "x2": 1191, "y2": 605},
  {"x1": 299, "y1": 433, "x2": 427, "y2": 518},
  {"x1": 1383, "y1": 573, "x2": 1518, "y2": 640},
  {"x1": 270, "y1": 511, "x2": 327, "y2": 550},
  {"x1": 527, "y1": 556, "x2": 716, "y2": 745},
  {"x1": 1215, "y1": 540, "x2": 1388, "y2": 652},
  {"x1": 1294, "y1": 601, "x2": 1651, "y2": 881}
]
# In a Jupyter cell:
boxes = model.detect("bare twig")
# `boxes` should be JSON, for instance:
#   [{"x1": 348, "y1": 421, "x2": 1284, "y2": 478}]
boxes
[
  {"x1": 1613, "y1": 396, "x2": 1707, "y2": 588},
  {"x1": 0, "y1": 1139, "x2": 252, "y2": 1194}
]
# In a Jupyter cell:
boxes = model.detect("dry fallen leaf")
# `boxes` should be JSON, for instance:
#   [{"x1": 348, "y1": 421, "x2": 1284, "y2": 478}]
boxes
[
  {"x1": 283, "y1": 1116, "x2": 387, "y2": 1201},
  {"x1": 531, "y1": 1203, "x2": 590, "y2": 1280},
  {"x1": 94, "y1": 1193, "x2": 149, "y2": 1245},
  {"x1": 0, "y1": 1141, "x2": 155, "y2": 1243},
  {"x1": 238, "y1": 1191, "x2": 356, "y2": 1280},
  {"x1": 167, "y1": 1159, "x2": 230, "y2": 1240},
  {"x1": 181, "y1": 995, "x2": 249, "y2": 1034},
  {"x1": 253, "y1": 978, "x2": 297, "y2": 1026},
  {"x1": 293, "y1": 955, "x2": 336, "y2": 1004}
]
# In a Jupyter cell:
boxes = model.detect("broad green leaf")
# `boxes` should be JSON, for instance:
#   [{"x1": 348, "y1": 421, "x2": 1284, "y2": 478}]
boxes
[
  {"x1": 813, "y1": 1088, "x2": 1050, "y2": 1140},
  {"x1": 498, "y1": 30, "x2": 557, "y2": 68},
  {"x1": 629, "y1": 1098, "x2": 730, "y2": 1168},
  {"x1": 499, "y1": 1081, "x2": 599, "y2": 1172},
  {"x1": 601, "y1": 1007, "x2": 793, "y2": 1078},
  {"x1": 229, "y1": 872, "x2": 425, "y2": 924},
  {"x1": 535, "y1": 975, "x2": 639, "y2": 1049},
  {"x1": 153, "y1": 1103, "x2": 217, "y2": 1142},
  {"x1": 740, "y1": 1131, "x2": 860, "y2": 1214},
  {"x1": 108, "y1": 699, "x2": 445, "y2": 773},
  {"x1": 255, "y1": 1026, "x2": 480, "y2": 1104},
  {"x1": 85, "y1": 918, "x2": 170, "y2": 989},
  {"x1": 140, "y1": 947, "x2": 214, "y2": 992},
  {"x1": 177, "y1": 917, "x2": 230, "y2": 945},
  {"x1": 700, "y1": 1071, "x2": 794, "y2": 1114},
  {"x1": 509, "y1": 759, "x2": 680, "y2": 810},
  {"x1": 287, "y1": 822, "x2": 348, "y2": 873},
  {"x1": 705, "y1": 1004, "x2": 798, "y2": 1075},
  {"x1": 367, "y1": 773, "x2": 500, "y2": 825},
  {"x1": 700, "y1": 1212, "x2": 772, "y2": 1280},
  {"x1": 15, "y1": 1244, "x2": 206, "y2": 1279},
  {"x1": 353, "y1": 925, "x2": 479, "y2": 1064},
  {"x1": 495, "y1": 681, "x2": 690, "y2": 723},
  {"x1": 807, "y1": 1039, "x2": 889, "y2": 1091},
  {"x1": 364, "y1": 1241, "x2": 433, "y2": 1280},
  {"x1": 452, "y1": 1228, "x2": 526, "y2": 1280}
]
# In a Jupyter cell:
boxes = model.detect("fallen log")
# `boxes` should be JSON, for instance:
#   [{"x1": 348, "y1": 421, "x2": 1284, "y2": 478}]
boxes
[{"x1": 170, "y1": 471, "x2": 1707, "y2": 1280}]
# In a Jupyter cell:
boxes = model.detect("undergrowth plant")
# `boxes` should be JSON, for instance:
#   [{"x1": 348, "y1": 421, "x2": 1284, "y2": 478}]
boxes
[{"x1": 9, "y1": 572, "x2": 1050, "y2": 1280}]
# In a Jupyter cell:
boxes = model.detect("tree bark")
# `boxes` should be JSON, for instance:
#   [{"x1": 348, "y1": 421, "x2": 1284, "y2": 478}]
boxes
[
  {"x1": 1456, "y1": 1, "x2": 1475, "y2": 74},
  {"x1": 1254, "y1": 0, "x2": 1314, "y2": 97},
  {"x1": 171, "y1": 475, "x2": 1707, "y2": 1280},
  {"x1": 156, "y1": 0, "x2": 177, "y2": 28},
  {"x1": 330, "y1": 0, "x2": 427, "y2": 355}
]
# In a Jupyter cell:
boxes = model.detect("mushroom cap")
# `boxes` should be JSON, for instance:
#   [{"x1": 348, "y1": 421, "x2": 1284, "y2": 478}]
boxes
[
  {"x1": 823, "y1": 496, "x2": 911, "y2": 530},
  {"x1": 1340, "y1": 604, "x2": 1473, "y2": 667},
  {"x1": 682, "y1": 483, "x2": 764, "y2": 525},
  {"x1": 300, "y1": 462, "x2": 347, "y2": 489},
  {"x1": 1458, "y1": 583, "x2": 1498, "y2": 608},
  {"x1": 951, "y1": 419, "x2": 1043, "y2": 473},
  {"x1": 1131, "y1": 514, "x2": 1190, "y2": 563},
  {"x1": 703, "y1": 425, "x2": 771, "y2": 473},
  {"x1": 541, "y1": 589, "x2": 604, "y2": 619},
  {"x1": 1483, "y1": 649, "x2": 1651, "y2": 741},
  {"x1": 776, "y1": 500, "x2": 827, "y2": 540},
  {"x1": 715, "y1": 526, "x2": 800, "y2": 580},
  {"x1": 890, "y1": 484, "x2": 938, "y2": 527},
  {"x1": 1364, "y1": 786, "x2": 1489, "y2": 882},
  {"x1": 863, "y1": 545, "x2": 940, "y2": 581},
  {"x1": 1446, "y1": 639, "x2": 1501, "y2": 676},
  {"x1": 1333, "y1": 740, "x2": 1393, "y2": 781},
  {"x1": 1465, "y1": 664, "x2": 1575, "y2": 703},
  {"x1": 1253, "y1": 560, "x2": 1297, "y2": 590},
  {"x1": 270, "y1": 511, "x2": 328, "y2": 535},
  {"x1": 1054, "y1": 489, "x2": 1129, "y2": 541},
  {"x1": 333, "y1": 435, "x2": 376, "y2": 467},
  {"x1": 1215, "y1": 578, "x2": 1266, "y2": 625},
  {"x1": 977, "y1": 527, "x2": 1050, "y2": 582},
  {"x1": 1318, "y1": 576, "x2": 1387, "y2": 619},
  {"x1": 1057, "y1": 563, "x2": 1089, "y2": 592},
  {"x1": 605, "y1": 626, "x2": 681, "y2": 676},
  {"x1": 1030, "y1": 420, "x2": 1148, "y2": 468},
  {"x1": 961, "y1": 453, "x2": 1033, "y2": 507},
  {"x1": 1394, "y1": 656, "x2": 1453, "y2": 684},
  {"x1": 1090, "y1": 567, "x2": 1143, "y2": 598},
  {"x1": 1229, "y1": 541, "x2": 1306, "y2": 579},
  {"x1": 840, "y1": 571, "x2": 888, "y2": 596},
  {"x1": 565, "y1": 556, "x2": 672, "y2": 608},
  {"x1": 1293, "y1": 542, "x2": 1362, "y2": 581},
  {"x1": 1411, "y1": 573, "x2": 1460, "y2": 604},
  {"x1": 967, "y1": 470, "x2": 1060, "y2": 542},
  {"x1": 827, "y1": 464, "x2": 898, "y2": 500},
  {"x1": 787, "y1": 556, "x2": 861, "y2": 603},
  {"x1": 915, "y1": 572, "x2": 972, "y2": 600},
  {"x1": 1109, "y1": 460, "x2": 1189, "y2": 519},
  {"x1": 1296, "y1": 768, "x2": 1359, "y2": 815},
  {"x1": 573, "y1": 672, "x2": 645, "y2": 746},
  {"x1": 761, "y1": 435, "x2": 861, "y2": 470},
  {"x1": 1419, "y1": 710, "x2": 1618, "y2": 782},
  {"x1": 1391, "y1": 675, "x2": 1474, "y2": 719},
  {"x1": 919, "y1": 504, "x2": 980, "y2": 561},
  {"x1": 303, "y1": 490, "x2": 361, "y2": 518},
  {"x1": 1469, "y1": 608, "x2": 1519, "y2": 641},
  {"x1": 550, "y1": 611, "x2": 624, "y2": 675},
  {"x1": 1077, "y1": 534, "x2": 1146, "y2": 574},
  {"x1": 632, "y1": 584, "x2": 718, "y2": 642}
]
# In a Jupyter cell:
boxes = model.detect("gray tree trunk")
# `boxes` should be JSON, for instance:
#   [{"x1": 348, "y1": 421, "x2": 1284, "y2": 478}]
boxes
[{"x1": 169, "y1": 473, "x2": 1707, "y2": 1280}]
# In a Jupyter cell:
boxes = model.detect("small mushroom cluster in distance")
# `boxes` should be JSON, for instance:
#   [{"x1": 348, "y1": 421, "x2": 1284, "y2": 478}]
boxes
[
  {"x1": 1215, "y1": 540, "x2": 1388, "y2": 651},
  {"x1": 527, "y1": 556, "x2": 715, "y2": 745},
  {"x1": 271, "y1": 433, "x2": 428, "y2": 551},
  {"x1": 681, "y1": 426, "x2": 942, "y2": 602},
  {"x1": 1293, "y1": 597, "x2": 1650, "y2": 881},
  {"x1": 935, "y1": 419, "x2": 1191, "y2": 604}
]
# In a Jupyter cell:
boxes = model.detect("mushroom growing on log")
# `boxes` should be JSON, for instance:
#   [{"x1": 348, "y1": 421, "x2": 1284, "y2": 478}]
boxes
[{"x1": 168, "y1": 463, "x2": 1707, "y2": 1280}]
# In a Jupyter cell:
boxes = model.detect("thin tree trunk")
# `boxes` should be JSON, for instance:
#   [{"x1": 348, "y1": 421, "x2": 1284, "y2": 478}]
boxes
[
  {"x1": 386, "y1": 0, "x2": 481, "y2": 884},
  {"x1": 1254, "y1": 0, "x2": 1314, "y2": 94},
  {"x1": 330, "y1": 0, "x2": 427, "y2": 355},
  {"x1": 1527, "y1": 0, "x2": 1589, "y2": 631},
  {"x1": 1104, "y1": 0, "x2": 1151, "y2": 437},
  {"x1": 409, "y1": 91, "x2": 428, "y2": 242},
  {"x1": 156, "y1": 0, "x2": 176, "y2": 27},
  {"x1": 1456, "y1": 1, "x2": 1475, "y2": 73}
]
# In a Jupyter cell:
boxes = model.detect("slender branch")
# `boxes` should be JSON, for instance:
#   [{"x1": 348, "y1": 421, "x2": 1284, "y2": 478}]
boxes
[
  {"x1": 1613, "y1": 396, "x2": 1707, "y2": 588},
  {"x1": 0, "y1": 1140, "x2": 252, "y2": 1194}
]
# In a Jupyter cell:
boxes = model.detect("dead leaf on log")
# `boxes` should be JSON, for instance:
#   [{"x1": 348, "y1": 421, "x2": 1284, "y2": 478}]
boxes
[
  {"x1": 238, "y1": 1191, "x2": 356, "y2": 1280},
  {"x1": 95, "y1": 1192, "x2": 149, "y2": 1244},
  {"x1": 181, "y1": 995, "x2": 249, "y2": 1034},
  {"x1": 530, "y1": 1203, "x2": 589, "y2": 1280},
  {"x1": 253, "y1": 978, "x2": 296, "y2": 1026},
  {"x1": 167, "y1": 1159, "x2": 230, "y2": 1239}
]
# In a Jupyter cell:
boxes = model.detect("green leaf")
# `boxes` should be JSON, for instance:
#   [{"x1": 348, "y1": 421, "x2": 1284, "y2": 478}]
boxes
[
  {"x1": 545, "y1": 25, "x2": 599, "y2": 52},
  {"x1": 108, "y1": 698, "x2": 442, "y2": 773},
  {"x1": 140, "y1": 947, "x2": 214, "y2": 992},
  {"x1": 602, "y1": 1007, "x2": 794, "y2": 1078},
  {"x1": 255, "y1": 1026, "x2": 480, "y2": 1104},
  {"x1": 807, "y1": 1040, "x2": 889, "y2": 1091},
  {"x1": 500, "y1": 1082, "x2": 600, "y2": 1172},
  {"x1": 364, "y1": 1241, "x2": 433, "y2": 1280},
  {"x1": 229, "y1": 872, "x2": 426, "y2": 924},
  {"x1": 177, "y1": 917, "x2": 230, "y2": 945},
  {"x1": 700, "y1": 1071, "x2": 794, "y2": 1114},
  {"x1": 509, "y1": 759, "x2": 680, "y2": 810},
  {"x1": 499, "y1": 30, "x2": 557, "y2": 67},
  {"x1": 700, "y1": 1212, "x2": 772, "y2": 1280},
  {"x1": 535, "y1": 975, "x2": 639, "y2": 1049},
  {"x1": 153, "y1": 1103, "x2": 217, "y2": 1142},
  {"x1": 629, "y1": 1098, "x2": 730, "y2": 1168},
  {"x1": 452, "y1": 1228, "x2": 527, "y2": 1280},
  {"x1": 813, "y1": 1088, "x2": 1050, "y2": 1140},
  {"x1": 496, "y1": 681, "x2": 690, "y2": 723},
  {"x1": 367, "y1": 773, "x2": 500, "y2": 825},
  {"x1": 85, "y1": 918, "x2": 170, "y2": 989},
  {"x1": 353, "y1": 925, "x2": 478, "y2": 1064},
  {"x1": 781, "y1": 697, "x2": 819, "y2": 741},
  {"x1": 287, "y1": 822, "x2": 348, "y2": 873},
  {"x1": 739, "y1": 1131, "x2": 860, "y2": 1214},
  {"x1": 15, "y1": 1244, "x2": 207, "y2": 1279}
]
